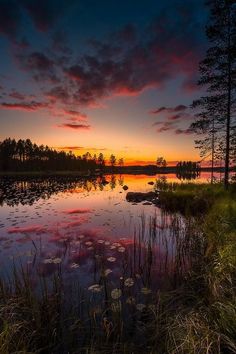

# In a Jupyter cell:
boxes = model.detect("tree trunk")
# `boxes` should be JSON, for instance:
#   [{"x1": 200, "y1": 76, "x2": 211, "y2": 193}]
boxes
[{"x1": 224, "y1": 3, "x2": 232, "y2": 190}]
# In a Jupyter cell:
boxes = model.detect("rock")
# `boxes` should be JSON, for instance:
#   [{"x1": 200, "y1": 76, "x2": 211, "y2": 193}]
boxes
[
  {"x1": 126, "y1": 191, "x2": 157, "y2": 203},
  {"x1": 142, "y1": 202, "x2": 152, "y2": 205},
  {"x1": 147, "y1": 181, "x2": 154, "y2": 185},
  {"x1": 123, "y1": 185, "x2": 129, "y2": 190}
]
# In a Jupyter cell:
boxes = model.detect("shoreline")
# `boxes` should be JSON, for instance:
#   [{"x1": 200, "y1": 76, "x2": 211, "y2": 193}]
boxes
[{"x1": 0, "y1": 166, "x2": 234, "y2": 179}]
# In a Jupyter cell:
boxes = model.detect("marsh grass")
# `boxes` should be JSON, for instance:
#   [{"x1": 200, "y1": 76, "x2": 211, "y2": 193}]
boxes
[{"x1": 0, "y1": 183, "x2": 236, "y2": 353}]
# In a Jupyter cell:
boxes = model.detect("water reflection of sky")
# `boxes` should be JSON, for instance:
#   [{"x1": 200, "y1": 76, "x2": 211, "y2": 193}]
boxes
[{"x1": 0, "y1": 172, "x2": 224, "y2": 290}]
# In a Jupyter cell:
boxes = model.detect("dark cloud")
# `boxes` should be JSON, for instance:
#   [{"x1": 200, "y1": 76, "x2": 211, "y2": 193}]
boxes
[
  {"x1": 18, "y1": 51, "x2": 58, "y2": 82},
  {"x1": 64, "y1": 109, "x2": 87, "y2": 118},
  {"x1": 0, "y1": 101, "x2": 49, "y2": 111},
  {"x1": 150, "y1": 105, "x2": 188, "y2": 115},
  {"x1": 1, "y1": 0, "x2": 206, "y2": 112},
  {"x1": 57, "y1": 123, "x2": 91, "y2": 130},
  {"x1": 175, "y1": 128, "x2": 193, "y2": 135},
  {"x1": 56, "y1": 146, "x2": 108, "y2": 151},
  {"x1": 168, "y1": 114, "x2": 182, "y2": 121},
  {"x1": 57, "y1": 2, "x2": 205, "y2": 106},
  {"x1": 173, "y1": 105, "x2": 188, "y2": 112},
  {"x1": 46, "y1": 86, "x2": 70, "y2": 102},
  {"x1": 9, "y1": 90, "x2": 25, "y2": 100},
  {"x1": 156, "y1": 121, "x2": 176, "y2": 133}
]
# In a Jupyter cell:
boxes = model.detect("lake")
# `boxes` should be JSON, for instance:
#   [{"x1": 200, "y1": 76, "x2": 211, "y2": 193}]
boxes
[{"x1": 0, "y1": 172, "x2": 222, "y2": 293}]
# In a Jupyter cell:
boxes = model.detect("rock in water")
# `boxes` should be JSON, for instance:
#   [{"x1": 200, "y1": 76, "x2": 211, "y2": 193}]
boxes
[{"x1": 126, "y1": 191, "x2": 157, "y2": 203}]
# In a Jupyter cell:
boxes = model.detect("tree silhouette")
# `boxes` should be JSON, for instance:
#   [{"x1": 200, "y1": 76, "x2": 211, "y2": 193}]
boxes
[
  {"x1": 156, "y1": 157, "x2": 167, "y2": 169},
  {"x1": 191, "y1": 0, "x2": 236, "y2": 189},
  {"x1": 109, "y1": 154, "x2": 116, "y2": 168},
  {"x1": 0, "y1": 138, "x2": 105, "y2": 173},
  {"x1": 118, "y1": 158, "x2": 124, "y2": 167}
]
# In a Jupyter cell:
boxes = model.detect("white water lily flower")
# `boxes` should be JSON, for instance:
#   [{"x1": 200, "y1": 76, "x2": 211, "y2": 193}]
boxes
[
  {"x1": 70, "y1": 262, "x2": 80, "y2": 269},
  {"x1": 88, "y1": 284, "x2": 103, "y2": 293},
  {"x1": 118, "y1": 246, "x2": 125, "y2": 253},
  {"x1": 110, "y1": 245, "x2": 116, "y2": 250},
  {"x1": 107, "y1": 256, "x2": 116, "y2": 262},
  {"x1": 141, "y1": 287, "x2": 152, "y2": 295},
  {"x1": 104, "y1": 269, "x2": 112, "y2": 276},
  {"x1": 87, "y1": 246, "x2": 94, "y2": 250},
  {"x1": 111, "y1": 288, "x2": 122, "y2": 299},
  {"x1": 85, "y1": 241, "x2": 92, "y2": 246},
  {"x1": 52, "y1": 257, "x2": 62, "y2": 264},
  {"x1": 43, "y1": 258, "x2": 53, "y2": 264},
  {"x1": 136, "y1": 303, "x2": 146, "y2": 311},
  {"x1": 124, "y1": 278, "x2": 134, "y2": 287},
  {"x1": 97, "y1": 239, "x2": 104, "y2": 244},
  {"x1": 112, "y1": 242, "x2": 121, "y2": 247},
  {"x1": 104, "y1": 241, "x2": 110, "y2": 245}
]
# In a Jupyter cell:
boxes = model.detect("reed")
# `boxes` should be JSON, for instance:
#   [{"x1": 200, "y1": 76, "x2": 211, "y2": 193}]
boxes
[{"x1": 0, "y1": 184, "x2": 235, "y2": 353}]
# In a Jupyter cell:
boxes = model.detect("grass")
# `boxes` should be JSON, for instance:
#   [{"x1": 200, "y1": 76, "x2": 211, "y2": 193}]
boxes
[{"x1": 0, "y1": 183, "x2": 235, "y2": 353}]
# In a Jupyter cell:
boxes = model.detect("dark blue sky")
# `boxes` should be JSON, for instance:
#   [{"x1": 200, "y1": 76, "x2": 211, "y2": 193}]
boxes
[{"x1": 0, "y1": 0, "x2": 208, "y2": 164}]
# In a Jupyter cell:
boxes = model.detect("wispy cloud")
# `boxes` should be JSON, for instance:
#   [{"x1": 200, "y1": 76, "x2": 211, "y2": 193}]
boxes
[
  {"x1": 56, "y1": 123, "x2": 91, "y2": 130},
  {"x1": 0, "y1": 101, "x2": 49, "y2": 111}
]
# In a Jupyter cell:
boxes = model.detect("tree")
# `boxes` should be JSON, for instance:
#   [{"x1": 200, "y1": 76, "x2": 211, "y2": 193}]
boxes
[
  {"x1": 118, "y1": 158, "x2": 124, "y2": 167},
  {"x1": 190, "y1": 0, "x2": 236, "y2": 189},
  {"x1": 109, "y1": 154, "x2": 116, "y2": 168},
  {"x1": 98, "y1": 153, "x2": 105, "y2": 169},
  {"x1": 156, "y1": 156, "x2": 167, "y2": 169}
]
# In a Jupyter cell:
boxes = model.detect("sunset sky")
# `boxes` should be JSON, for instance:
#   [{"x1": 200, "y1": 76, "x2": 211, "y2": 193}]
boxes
[{"x1": 0, "y1": 0, "x2": 208, "y2": 165}]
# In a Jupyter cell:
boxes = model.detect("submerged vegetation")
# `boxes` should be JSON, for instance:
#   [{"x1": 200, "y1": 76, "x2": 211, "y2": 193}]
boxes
[{"x1": 0, "y1": 182, "x2": 235, "y2": 353}]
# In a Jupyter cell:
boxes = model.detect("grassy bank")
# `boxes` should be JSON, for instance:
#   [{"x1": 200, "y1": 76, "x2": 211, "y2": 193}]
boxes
[{"x1": 0, "y1": 183, "x2": 235, "y2": 353}]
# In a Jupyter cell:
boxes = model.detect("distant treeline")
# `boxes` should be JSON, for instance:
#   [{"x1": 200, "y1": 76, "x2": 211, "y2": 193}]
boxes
[{"x1": 0, "y1": 138, "x2": 106, "y2": 172}]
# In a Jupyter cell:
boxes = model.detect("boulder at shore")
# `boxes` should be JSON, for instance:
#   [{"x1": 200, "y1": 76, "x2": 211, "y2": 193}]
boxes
[{"x1": 126, "y1": 191, "x2": 157, "y2": 203}]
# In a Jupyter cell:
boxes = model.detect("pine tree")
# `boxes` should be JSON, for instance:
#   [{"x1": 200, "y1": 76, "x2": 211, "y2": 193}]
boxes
[{"x1": 191, "y1": 0, "x2": 236, "y2": 188}]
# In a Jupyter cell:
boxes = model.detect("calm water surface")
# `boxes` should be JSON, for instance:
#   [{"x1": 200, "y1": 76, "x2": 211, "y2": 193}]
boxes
[{"x1": 0, "y1": 173, "x2": 219, "y2": 291}]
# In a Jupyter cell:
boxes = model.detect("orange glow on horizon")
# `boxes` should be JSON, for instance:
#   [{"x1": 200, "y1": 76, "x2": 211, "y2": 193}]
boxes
[{"x1": 53, "y1": 146, "x2": 205, "y2": 166}]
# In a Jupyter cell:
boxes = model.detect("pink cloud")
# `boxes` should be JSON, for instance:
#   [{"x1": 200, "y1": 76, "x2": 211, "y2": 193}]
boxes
[
  {"x1": 0, "y1": 101, "x2": 49, "y2": 111},
  {"x1": 57, "y1": 123, "x2": 91, "y2": 130},
  {"x1": 175, "y1": 128, "x2": 193, "y2": 135}
]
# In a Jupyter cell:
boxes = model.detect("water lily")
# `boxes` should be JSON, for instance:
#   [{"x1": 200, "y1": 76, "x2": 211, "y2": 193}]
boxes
[
  {"x1": 104, "y1": 268, "x2": 112, "y2": 276},
  {"x1": 111, "y1": 288, "x2": 122, "y2": 299},
  {"x1": 112, "y1": 242, "x2": 121, "y2": 247},
  {"x1": 107, "y1": 256, "x2": 116, "y2": 262},
  {"x1": 97, "y1": 239, "x2": 104, "y2": 244},
  {"x1": 141, "y1": 287, "x2": 152, "y2": 295},
  {"x1": 70, "y1": 262, "x2": 80, "y2": 269},
  {"x1": 124, "y1": 278, "x2": 134, "y2": 287},
  {"x1": 118, "y1": 246, "x2": 125, "y2": 253},
  {"x1": 88, "y1": 284, "x2": 103, "y2": 293}
]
